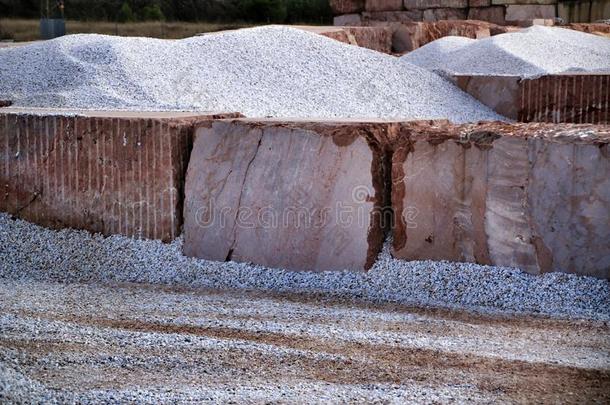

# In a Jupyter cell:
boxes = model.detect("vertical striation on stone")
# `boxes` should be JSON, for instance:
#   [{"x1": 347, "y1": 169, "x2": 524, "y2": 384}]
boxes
[
  {"x1": 0, "y1": 110, "x2": 238, "y2": 241},
  {"x1": 454, "y1": 74, "x2": 610, "y2": 124}
]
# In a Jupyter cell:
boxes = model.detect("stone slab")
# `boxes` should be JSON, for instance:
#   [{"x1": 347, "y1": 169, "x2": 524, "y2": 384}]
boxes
[
  {"x1": 183, "y1": 119, "x2": 392, "y2": 272},
  {"x1": 365, "y1": 0, "x2": 404, "y2": 12},
  {"x1": 470, "y1": 0, "x2": 491, "y2": 6},
  {"x1": 391, "y1": 121, "x2": 610, "y2": 278},
  {"x1": 392, "y1": 20, "x2": 492, "y2": 53},
  {"x1": 404, "y1": 0, "x2": 468, "y2": 9},
  {"x1": 468, "y1": 6, "x2": 507, "y2": 25},
  {"x1": 297, "y1": 25, "x2": 393, "y2": 53},
  {"x1": 423, "y1": 7, "x2": 468, "y2": 21},
  {"x1": 362, "y1": 10, "x2": 424, "y2": 22},
  {"x1": 0, "y1": 110, "x2": 239, "y2": 241},
  {"x1": 492, "y1": 0, "x2": 556, "y2": 4},
  {"x1": 333, "y1": 13, "x2": 363, "y2": 25},
  {"x1": 454, "y1": 74, "x2": 610, "y2": 124},
  {"x1": 330, "y1": 0, "x2": 365, "y2": 15},
  {"x1": 505, "y1": 4, "x2": 556, "y2": 21}
]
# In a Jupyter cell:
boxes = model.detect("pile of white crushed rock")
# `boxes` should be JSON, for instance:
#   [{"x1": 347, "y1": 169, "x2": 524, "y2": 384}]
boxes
[
  {"x1": 402, "y1": 25, "x2": 610, "y2": 78},
  {"x1": 1, "y1": 213, "x2": 608, "y2": 321},
  {"x1": 0, "y1": 26, "x2": 502, "y2": 123}
]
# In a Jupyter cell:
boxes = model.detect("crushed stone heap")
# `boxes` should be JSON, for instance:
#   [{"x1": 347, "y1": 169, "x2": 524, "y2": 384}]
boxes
[
  {"x1": 0, "y1": 26, "x2": 502, "y2": 123},
  {"x1": 402, "y1": 26, "x2": 610, "y2": 78}
]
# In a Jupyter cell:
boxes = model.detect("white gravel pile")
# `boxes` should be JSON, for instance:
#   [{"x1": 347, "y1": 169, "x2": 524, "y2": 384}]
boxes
[
  {"x1": 1, "y1": 213, "x2": 608, "y2": 321},
  {"x1": 0, "y1": 26, "x2": 502, "y2": 123},
  {"x1": 402, "y1": 26, "x2": 610, "y2": 77}
]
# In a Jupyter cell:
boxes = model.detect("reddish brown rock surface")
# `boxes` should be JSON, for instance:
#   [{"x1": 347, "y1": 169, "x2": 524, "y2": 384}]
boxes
[
  {"x1": 309, "y1": 25, "x2": 393, "y2": 53},
  {"x1": 391, "y1": 121, "x2": 610, "y2": 278},
  {"x1": 330, "y1": 0, "x2": 365, "y2": 14},
  {"x1": 183, "y1": 119, "x2": 392, "y2": 272},
  {"x1": 468, "y1": 6, "x2": 506, "y2": 25},
  {"x1": 392, "y1": 20, "x2": 492, "y2": 52},
  {"x1": 454, "y1": 74, "x2": 610, "y2": 124},
  {"x1": 0, "y1": 109, "x2": 239, "y2": 241}
]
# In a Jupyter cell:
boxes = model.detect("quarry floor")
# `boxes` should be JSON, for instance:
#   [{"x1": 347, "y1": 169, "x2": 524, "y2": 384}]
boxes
[{"x1": 1, "y1": 280, "x2": 609, "y2": 403}]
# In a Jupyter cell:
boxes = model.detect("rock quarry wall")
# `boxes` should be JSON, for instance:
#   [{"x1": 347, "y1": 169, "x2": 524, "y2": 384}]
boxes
[
  {"x1": 184, "y1": 119, "x2": 610, "y2": 278},
  {"x1": 1, "y1": 110, "x2": 608, "y2": 278},
  {"x1": 331, "y1": 0, "x2": 610, "y2": 53},
  {"x1": 332, "y1": 0, "x2": 610, "y2": 26}
]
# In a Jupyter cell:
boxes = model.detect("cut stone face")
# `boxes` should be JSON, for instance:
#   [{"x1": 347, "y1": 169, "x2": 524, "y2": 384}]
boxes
[
  {"x1": 404, "y1": 0, "x2": 468, "y2": 9},
  {"x1": 391, "y1": 122, "x2": 610, "y2": 278},
  {"x1": 0, "y1": 109, "x2": 238, "y2": 241},
  {"x1": 423, "y1": 7, "x2": 468, "y2": 21},
  {"x1": 330, "y1": 0, "x2": 365, "y2": 15},
  {"x1": 365, "y1": 0, "x2": 404, "y2": 12},
  {"x1": 453, "y1": 74, "x2": 610, "y2": 124},
  {"x1": 505, "y1": 4, "x2": 556, "y2": 21},
  {"x1": 468, "y1": 6, "x2": 506, "y2": 25},
  {"x1": 183, "y1": 119, "x2": 391, "y2": 272}
]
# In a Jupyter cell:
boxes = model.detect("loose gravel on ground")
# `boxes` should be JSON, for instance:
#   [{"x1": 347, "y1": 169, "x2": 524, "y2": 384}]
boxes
[
  {"x1": 402, "y1": 25, "x2": 610, "y2": 77},
  {"x1": 1, "y1": 213, "x2": 608, "y2": 321},
  {"x1": 0, "y1": 26, "x2": 503, "y2": 123},
  {"x1": 0, "y1": 279, "x2": 609, "y2": 404}
]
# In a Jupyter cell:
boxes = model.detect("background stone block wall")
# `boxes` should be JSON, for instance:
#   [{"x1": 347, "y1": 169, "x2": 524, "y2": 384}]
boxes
[
  {"x1": 332, "y1": 0, "x2": 610, "y2": 53},
  {"x1": 332, "y1": 0, "x2": 610, "y2": 25}
]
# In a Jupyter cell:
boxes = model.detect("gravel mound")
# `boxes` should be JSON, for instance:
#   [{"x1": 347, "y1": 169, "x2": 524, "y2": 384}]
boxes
[
  {"x1": 1, "y1": 213, "x2": 608, "y2": 321},
  {"x1": 0, "y1": 26, "x2": 502, "y2": 123},
  {"x1": 402, "y1": 26, "x2": 610, "y2": 77}
]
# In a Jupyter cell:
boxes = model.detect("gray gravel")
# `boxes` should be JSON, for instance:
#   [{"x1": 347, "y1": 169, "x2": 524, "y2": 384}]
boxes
[
  {"x1": 402, "y1": 25, "x2": 610, "y2": 77},
  {"x1": 0, "y1": 26, "x2": 502, "y2": 123},
  {"x1": 1, "y1": 213, "x2": 608, "y2": 321},
  {"x1": 1, "y1": 279, "x2": 609, "y2": 404}
]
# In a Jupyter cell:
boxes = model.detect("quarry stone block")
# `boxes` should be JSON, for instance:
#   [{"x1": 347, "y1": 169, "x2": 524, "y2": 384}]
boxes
[
  {"x1": 391, "y1": 122, "x2": 610, "y2": 278},
  {"x1": 183, "y1": 119, "x2": 391, "y2": 272},
  {"x1": 363, "y1": 10, "x2": 424, "y2": 22},
  {"x1": 423, "y1": 7, "x2": 468, "y2": 21},
  {"x1": 404, "y1": 0, "x2": 468, "y2": 9},
  {"x1": 505, "y1": 4, "x2": 556, "y2": 21},
  {"x1": 330, "y1": 0, "x2": 365, "y2": 14},
  {"x1": 468, "y1": 6, "x2": 506, "y2": 25},
  {"x1": 469, "y1": 0, "x2": 491, "y2": 6},
  {"x1": 0, "y1": 109, "x2": 238, "y2": 241},
  {"x1": 334, "y1": 13, "x2": 363, "y2": 25},
  {"x1": 392, "y1": 20, "x2": 492, "y2": 53},
  {"x1": 365, "y1": 0, "x2": 404, "y2": 12},
  {"x1": 492, "y1": 0, "x2": 555, "y2": 4},
  {"x1": 454, "y1": 74, "x2": 610, "y2": 124}
]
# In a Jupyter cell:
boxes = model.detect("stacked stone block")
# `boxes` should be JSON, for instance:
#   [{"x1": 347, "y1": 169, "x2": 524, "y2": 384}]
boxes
[{"x1": 332, "y1": 0, "x2": 610, "y2": 27}]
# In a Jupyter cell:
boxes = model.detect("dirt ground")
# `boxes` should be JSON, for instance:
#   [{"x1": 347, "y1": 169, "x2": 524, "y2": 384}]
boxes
[{"x1": 1, "y1": 280, "x2": 609, "y2": 403}]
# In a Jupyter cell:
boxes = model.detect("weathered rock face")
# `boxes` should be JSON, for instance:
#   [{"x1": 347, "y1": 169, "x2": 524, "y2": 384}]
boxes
[
  {"x1": 392, "y1": 20, "x2": 492, "y2": 52},
  {"x1": 391, "y1": 122, "x2": 610, "y2": 278},
  {"x1": 454, "y1": 74, "x2": 610, "y2": 124},
  {"x1": 183, "y1": 119, "x2": 391, "y2": 272},
  {"x1": 0, "y1": 109, "x2": 239, "y2": 241},
  {"x1": 330, "y1": 0, "x2": 365, "y2": 14},
  {"x1": 314, "y1": 25, "x2": 393, "y2": 53},
  {"x1": 365, "y1": 0, "x2": 403, "y2": 11},
  {"x1": 505, "y1": 4, "x2": 556, "y2": 21},
  {"x1": 404, "y1": 0, "x2": 468, "y2": 8},
  {"x1": 468, "y1": 5, "x2": 506, "y2": 25},
  {"x1": 423, "y1": 7, "x2": 468, "y2": 21}
]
